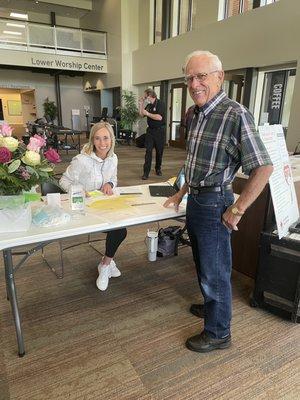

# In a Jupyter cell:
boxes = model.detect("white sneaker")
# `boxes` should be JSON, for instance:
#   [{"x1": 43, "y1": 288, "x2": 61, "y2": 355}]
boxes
[
  {"x1": 96, "y1": 263, "x2": 110, "y2": 291},
  {"x1": 109, "y1": 260, "x2": 121, "y2": 278}
]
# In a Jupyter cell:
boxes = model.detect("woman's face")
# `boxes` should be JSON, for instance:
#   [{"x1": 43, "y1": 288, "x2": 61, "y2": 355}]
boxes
[{"x1": 93, "y1": 127, "x2": 112, "y2": 158}]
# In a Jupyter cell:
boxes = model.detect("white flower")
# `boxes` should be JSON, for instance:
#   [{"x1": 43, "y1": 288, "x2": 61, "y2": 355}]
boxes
[
  {"x1": 1, "y1": 136, "x2": 19, "y2": 152},
  {"x1": 22, "y1": 150, "x2": 41, "y2": 166}
]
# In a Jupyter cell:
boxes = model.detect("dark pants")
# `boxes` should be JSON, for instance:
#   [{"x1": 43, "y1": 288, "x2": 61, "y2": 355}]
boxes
[
  {"x1": 105, "y1": 228, "x2": 127, "y2": 258},
  {"x1": 186, "y1": 189, "x2": 234, "y2": 339},
  {"x1": 143, "y1": 127, "x2": 165, "y2": 176}
]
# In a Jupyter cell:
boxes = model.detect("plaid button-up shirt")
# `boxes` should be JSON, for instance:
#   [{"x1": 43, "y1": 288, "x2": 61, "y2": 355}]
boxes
[{"x1": 185, "y1": 90, "x2": 272, "y2": 187}]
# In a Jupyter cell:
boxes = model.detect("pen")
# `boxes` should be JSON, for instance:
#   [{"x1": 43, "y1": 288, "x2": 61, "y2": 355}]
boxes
[
  {"x1": 131, "y1": 202, "x2": 156, "y2": 206},
  {"x1": 120, "y1": 193, "x2": 143, "y2": 195}
]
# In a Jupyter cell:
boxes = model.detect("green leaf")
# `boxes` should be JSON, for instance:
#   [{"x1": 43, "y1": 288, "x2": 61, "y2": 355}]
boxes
[
  {"x1": 39, "y1": 167, "x2": 53, "y2": 172},
  {"x1": 26, "y1": 165, "x2": 39, "y2": 178},
  {"x1": 8, "y1": 159, "x2": 21, "y2": 173}
]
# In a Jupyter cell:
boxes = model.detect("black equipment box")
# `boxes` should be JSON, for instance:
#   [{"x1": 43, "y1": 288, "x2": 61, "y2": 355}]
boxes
[{"x1": 252, "y1": 231, "x2": 300, "y2": 322}]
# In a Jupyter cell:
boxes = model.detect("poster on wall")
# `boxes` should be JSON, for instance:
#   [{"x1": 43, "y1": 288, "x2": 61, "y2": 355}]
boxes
[
  {"x1": 259, "y1": 124, "x2": 299, "y2": 238},
  {"x1": 7, "y1": 100, "x2": 22, "y2": 116}
]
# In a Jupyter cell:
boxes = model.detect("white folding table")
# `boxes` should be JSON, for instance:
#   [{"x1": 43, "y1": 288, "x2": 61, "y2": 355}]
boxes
[{"x1": 0, "y1": 184, "x2": 185, "y2": 356}]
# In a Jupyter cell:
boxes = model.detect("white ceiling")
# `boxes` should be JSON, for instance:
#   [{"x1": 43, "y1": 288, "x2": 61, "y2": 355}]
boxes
[{"x1": 0, "y1": 0, "x2": 91, "y2": 19}]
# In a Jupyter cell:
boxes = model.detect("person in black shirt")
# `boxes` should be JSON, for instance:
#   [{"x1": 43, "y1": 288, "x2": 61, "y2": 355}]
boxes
[{"x1": 139, "y1": 89, "x2": 165, "y2": 180}]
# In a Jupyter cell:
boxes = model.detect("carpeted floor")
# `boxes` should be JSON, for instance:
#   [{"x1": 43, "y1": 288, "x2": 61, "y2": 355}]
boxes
[{"x1": 0, "y1": 144, "x2": 299, "y2": 399}]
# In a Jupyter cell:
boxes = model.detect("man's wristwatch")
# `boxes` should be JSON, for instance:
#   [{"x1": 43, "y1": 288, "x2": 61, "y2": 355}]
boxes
[{"x1": 231, "y1": 206, "x2": 244, "y2": 217}]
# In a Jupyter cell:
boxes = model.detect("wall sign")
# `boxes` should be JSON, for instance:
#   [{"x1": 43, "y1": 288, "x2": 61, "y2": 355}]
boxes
[
  {"x1": 7, "y1": 100, "x2": 22, "y2": 116},
  {"x1": 0, "y1": 50, "x2": 107, "y2": 74}
]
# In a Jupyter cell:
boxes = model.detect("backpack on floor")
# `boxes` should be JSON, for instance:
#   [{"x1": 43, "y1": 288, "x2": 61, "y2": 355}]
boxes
[{"x1": 157, "y1": 226, "x2": 182, "y2": 257}]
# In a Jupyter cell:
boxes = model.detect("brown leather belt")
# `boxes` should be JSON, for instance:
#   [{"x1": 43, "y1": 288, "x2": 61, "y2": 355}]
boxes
[{"x1": 189, "y1": 184, "x2": 232, "y2": 195}]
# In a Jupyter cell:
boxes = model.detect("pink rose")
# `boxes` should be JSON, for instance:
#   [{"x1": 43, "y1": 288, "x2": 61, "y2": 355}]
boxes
[
  {"x1": 0, "y1": 123, "x2": 13, "y2": 137},
  {"x1": 0, "y1": 146, "x2": 12, "y2": 163},
  {"x1": 27, "y1": 136, "x2": 44, "y2": 152},
  {"x1": 44, "y1": 148, "x2": 61, "y2": 163},
  {"x1": 33, "y1": 134, "x2": 46, "y2": 148}
]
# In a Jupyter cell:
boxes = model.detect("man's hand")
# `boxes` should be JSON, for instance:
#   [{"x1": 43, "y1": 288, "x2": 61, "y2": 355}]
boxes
[
  {"x1": 222, "y1": 206, "x2": 242, "y2": 231},
  {"x1": 163, "y1": 193, "x2": 182, "y2": 212},
  {"x1": 101, "y1": 183, "x2": 113, "y2": 195}
]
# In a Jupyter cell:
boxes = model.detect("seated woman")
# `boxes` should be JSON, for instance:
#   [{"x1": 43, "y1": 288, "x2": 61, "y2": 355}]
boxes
[{"x1": 60, "y1": 121, "x2": 127, "y2": 291}]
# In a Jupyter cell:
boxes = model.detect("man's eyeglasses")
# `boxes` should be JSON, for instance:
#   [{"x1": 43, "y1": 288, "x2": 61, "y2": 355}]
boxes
[{"x1": 184, "y1": 70, "x2": 219, "y2": 85}]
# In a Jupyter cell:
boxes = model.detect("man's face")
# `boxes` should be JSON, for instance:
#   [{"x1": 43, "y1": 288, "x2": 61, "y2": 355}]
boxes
[
  {"x1": 185, "y1": 56, "x2": 224, "y2": 107},
  {"x1": 144, "y1": 93, "x2": 156, "y2": 104}
]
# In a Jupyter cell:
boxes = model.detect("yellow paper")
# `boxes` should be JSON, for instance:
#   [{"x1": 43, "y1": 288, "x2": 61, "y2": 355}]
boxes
[
  {"x1": 88, "y1": 195, "x2": 136, "y2": 210},
  {"x1": 87, "y1": 190, "x2": 103, "y2": 197},
  {"x1": 167, "y1": 177, "x2": 176, "y2": 185}
]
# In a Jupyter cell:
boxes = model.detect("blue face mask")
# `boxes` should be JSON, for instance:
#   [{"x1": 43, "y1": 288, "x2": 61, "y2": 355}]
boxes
[{"x1": 144, "y1": 98, "x2": 151, "y2": 106}]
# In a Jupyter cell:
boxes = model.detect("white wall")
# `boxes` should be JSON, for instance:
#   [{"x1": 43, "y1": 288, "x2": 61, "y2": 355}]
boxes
[
  {"x1": 80, "y1": 0, "x2": 122, "y2": 89},
  {"x1": 0, "y1": 69, "x2": 100, "y2": 129},
  {"x1": 133, "y1": 0, "x2": 300, "y2": 150}
]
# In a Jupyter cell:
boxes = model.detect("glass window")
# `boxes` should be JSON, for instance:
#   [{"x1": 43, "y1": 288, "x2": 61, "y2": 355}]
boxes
[
  {"x1": 171, "y1": 87, "x2": 183, "y2": 141},
  {"x1": 153, "y1": 85, "x2": 161, "y2": 98},
  {"x1": 171, "y1": 0, "x2": 193, "y2": 37},
  {"x1": 179, "y1": 0, "x2": 192, "y2": 35},
  {"x1": 281, "y1": 70, "x2": 296, "y2": 128},
  {"x1": 154, "y1": 0, "x2": 162, "y2": 43},
  {"x1": 258, "y1": 69, "x2": 296, "y2": 127},
  {"x1": 223, "y1": 0, "x2": 278, "y2": 19},
  {"x1": 242, "y1": 0, "x2": 254, "y2": 12}
]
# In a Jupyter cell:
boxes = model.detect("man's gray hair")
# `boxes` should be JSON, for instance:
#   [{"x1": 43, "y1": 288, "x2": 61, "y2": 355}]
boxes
[{"x1": 183, "y1": 50, "x2": 223, "y2": 74}]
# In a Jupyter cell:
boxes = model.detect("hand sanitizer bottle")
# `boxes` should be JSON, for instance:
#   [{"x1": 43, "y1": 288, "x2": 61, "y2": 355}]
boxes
[{"x1": 70, "y1": 173, "x2": 85, "y2": 216}]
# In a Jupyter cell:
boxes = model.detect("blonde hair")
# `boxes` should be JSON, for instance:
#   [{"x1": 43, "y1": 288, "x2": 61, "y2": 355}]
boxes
[
  {"x1": 83, "y1": 121, "x2": 115, "y2": 158},
  {"x1": 183, "y1": 50, "x2": 223, "y2": 74}
]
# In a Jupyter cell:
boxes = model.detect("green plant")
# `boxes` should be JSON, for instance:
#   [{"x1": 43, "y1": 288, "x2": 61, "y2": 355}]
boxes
[
  {"x1": 43, "y1": 98, "x2": 57, "y2": 123},
  {"x1": 118, "y1": 90, "x2": 140, "y2": 131}
]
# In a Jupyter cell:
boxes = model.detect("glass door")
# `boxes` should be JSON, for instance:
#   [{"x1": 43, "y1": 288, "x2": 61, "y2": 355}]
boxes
[{"x1": 169, "y1": 83, "x2": 186, "y2": 148}]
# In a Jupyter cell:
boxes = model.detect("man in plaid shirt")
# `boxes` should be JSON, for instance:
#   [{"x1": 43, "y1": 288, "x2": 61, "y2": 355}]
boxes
[{"x1": 164, "y1": 50, "x2": 273, "y2": 353}]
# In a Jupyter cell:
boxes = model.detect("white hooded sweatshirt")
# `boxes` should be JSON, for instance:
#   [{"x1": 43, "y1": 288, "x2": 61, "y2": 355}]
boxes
[{"x1": 59, "y1": 150, "x2": 118, "y2": 193}]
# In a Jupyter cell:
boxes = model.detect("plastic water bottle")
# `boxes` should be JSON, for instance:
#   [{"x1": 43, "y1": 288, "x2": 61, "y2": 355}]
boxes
[{"x1": 70, "y1": 173, "x2": 85, "y2": 216}]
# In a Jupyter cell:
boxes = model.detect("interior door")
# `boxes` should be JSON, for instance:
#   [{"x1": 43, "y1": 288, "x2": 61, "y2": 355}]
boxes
[{"x1": 169, "y1": 83, "x2": 186, "y2": 148}]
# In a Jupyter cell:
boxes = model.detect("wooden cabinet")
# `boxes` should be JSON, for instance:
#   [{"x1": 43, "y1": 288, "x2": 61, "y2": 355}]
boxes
[{"x1": 231, "y1": 161, "x2": 300, "y2": 279}]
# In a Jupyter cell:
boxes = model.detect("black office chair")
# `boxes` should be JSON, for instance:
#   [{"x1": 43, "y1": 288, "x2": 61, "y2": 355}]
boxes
[
  {"x1": 41, "y1": 181, "x2": 66, "y2": 196},
  {"x1": 100, "y1": 107, "x2": 108, "y2": 121}
]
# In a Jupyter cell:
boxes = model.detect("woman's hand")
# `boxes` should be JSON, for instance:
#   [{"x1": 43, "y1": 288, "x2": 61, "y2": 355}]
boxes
[{"x1": 101, "y1": 183, "x2": 113, "y2": 196}]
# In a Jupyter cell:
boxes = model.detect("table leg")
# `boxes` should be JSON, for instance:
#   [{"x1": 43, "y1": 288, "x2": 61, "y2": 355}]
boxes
[{"x1": 3, "y1": 249, "x2": 25, "y2": 357}]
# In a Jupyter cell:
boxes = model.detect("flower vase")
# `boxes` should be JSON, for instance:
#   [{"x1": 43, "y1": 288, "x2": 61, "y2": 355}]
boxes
[{"x1": 0, "y1": 195, "x2": 32, "y2": 233}]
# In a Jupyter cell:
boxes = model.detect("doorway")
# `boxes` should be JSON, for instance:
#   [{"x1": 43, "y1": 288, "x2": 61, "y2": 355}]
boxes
[{"x1": 169, "y1": 83, "x2": 187, "y2": 148}]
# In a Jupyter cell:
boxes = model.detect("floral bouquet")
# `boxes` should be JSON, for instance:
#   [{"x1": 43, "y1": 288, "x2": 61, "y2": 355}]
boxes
[{"x1": 0, "y1": 122, "x2": 61, "y2": 196}]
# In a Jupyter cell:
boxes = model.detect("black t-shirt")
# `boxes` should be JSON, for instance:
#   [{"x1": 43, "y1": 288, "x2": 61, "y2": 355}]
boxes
[{"x1": 145, "y1": 99, "x2": 165, "y2": 129}]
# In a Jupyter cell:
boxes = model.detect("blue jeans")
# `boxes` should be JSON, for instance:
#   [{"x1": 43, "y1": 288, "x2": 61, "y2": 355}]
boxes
[{"x1": 186, "y1": 189, "x2": 234, "y2": 339}]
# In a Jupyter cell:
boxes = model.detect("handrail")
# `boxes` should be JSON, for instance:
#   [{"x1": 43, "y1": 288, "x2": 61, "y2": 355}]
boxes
[{"x1": 0, "y1": 17, "x2": 107, "y2": 58}]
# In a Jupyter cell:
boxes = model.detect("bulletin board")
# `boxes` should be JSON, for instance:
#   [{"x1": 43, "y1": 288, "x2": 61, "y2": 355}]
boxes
[{"x1": 7, "y1": 100, "x2": 22, "y2": 116}]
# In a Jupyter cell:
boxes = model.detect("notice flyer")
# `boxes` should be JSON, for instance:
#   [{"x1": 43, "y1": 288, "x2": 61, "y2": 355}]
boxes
[{"x1": 259, "y1": 124, "x2": 299, "y2": 239}]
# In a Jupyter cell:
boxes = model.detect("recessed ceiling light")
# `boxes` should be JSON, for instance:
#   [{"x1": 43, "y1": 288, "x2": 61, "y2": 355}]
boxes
[
  {"x1": 3, "y1": 30, "x2": 22, "y2": 35},
  {"x1": 10, "y1": 12, "x2": 28, "y2": 20},
  {"x1": 6, "y1": 22, "x2": 25, "y2": 28}
]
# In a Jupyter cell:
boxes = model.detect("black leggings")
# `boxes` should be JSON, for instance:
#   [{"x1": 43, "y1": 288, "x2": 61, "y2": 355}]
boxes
[{"x1": 105, "y1": 228, "x2": 127, "y2": 258}]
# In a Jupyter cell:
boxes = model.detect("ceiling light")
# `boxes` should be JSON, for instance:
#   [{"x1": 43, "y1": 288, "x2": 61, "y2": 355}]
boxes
[
  {"x1": 3, "y1": 30, "x2": 22, "y2": 35},
  {"x1": 10, "y1": 12, "x2": 28, "y2": 20},
  {"x1": 6, "y1": 23, "x2": 25, "y2": 28}
]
